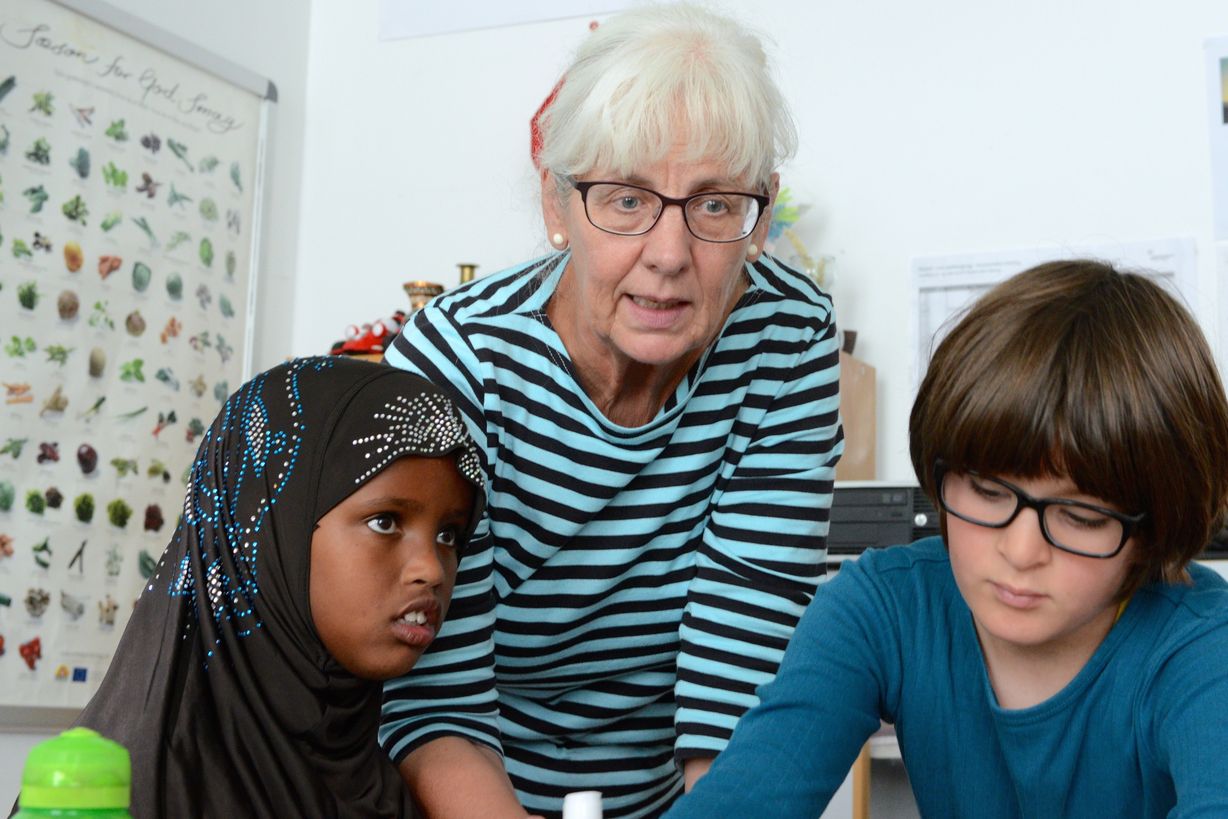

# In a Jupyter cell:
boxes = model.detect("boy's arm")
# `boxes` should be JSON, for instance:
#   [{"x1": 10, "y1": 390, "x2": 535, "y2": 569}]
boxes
[
  {"x1": 1147, "y1": 614, "x2": 1228, "y2": 816},
  {"x1": 665, "y1": 554, "x2": 896, "y2": 818}
]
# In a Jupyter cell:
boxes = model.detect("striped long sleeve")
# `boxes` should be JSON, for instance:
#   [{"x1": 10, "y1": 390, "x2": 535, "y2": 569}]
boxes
[{"x1": 379, "y1": 252, "x2": 843, "y2": 818}]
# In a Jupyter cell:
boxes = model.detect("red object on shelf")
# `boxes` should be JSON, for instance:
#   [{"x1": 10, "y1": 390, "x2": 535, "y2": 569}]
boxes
[
  {"x1": 330, "y1": 310, "x2": 407, "y2": 357},
  {"x1": 20, "y1": 636, "x2": 41, "y2": 670}
]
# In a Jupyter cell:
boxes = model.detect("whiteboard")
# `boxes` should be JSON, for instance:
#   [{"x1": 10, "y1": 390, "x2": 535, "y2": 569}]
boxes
[{"x1": 0, "y1": 0, "x2": 272, "y2": 722}]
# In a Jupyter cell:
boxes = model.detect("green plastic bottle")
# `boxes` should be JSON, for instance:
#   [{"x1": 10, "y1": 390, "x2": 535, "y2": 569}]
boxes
[{"x1": 14, "y1": 727, "x2": 133, "y2": 817}]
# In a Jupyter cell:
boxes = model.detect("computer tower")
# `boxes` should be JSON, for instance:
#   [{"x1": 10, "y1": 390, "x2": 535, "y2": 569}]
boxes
[{"x1": 827, "y1": 481, "x2": 940, "y2": 569}]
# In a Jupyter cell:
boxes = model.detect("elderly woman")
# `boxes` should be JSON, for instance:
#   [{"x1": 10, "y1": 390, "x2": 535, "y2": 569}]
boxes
[{"x1": 380, "y1": 5, "x2": 843, "y2": 817}]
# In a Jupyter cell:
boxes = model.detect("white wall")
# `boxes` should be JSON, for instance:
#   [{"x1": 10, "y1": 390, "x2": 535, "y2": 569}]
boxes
[
  {"x1": 293, "y1": 0, "x2": 1228, "y2": 485},
  {"x1": 0, "y1": 0, "x2": 312, "y2": 805}
]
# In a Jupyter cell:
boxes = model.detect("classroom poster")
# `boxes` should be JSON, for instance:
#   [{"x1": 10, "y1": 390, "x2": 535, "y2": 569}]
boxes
[
  {"x1": 1208, "y1": 36, "x2": 1228, "y2": 242},
  {"x1": 0, "y1": 0, "x2": 264, "y2": 709},
  {"x1": 909, "y1": 238, "x2": 1198, "y2": 387}
]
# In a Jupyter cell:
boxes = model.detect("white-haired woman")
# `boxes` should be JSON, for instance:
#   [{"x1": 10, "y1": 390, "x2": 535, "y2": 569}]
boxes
[{"x1": 381, "y1": 5, "x2": 843, "y2": 817}]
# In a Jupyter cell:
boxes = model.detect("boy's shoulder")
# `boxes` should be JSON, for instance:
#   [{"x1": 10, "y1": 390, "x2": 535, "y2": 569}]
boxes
[
  {"x1": 841, "y1": 536, "x2": 958, "y2": 604},
  {"x1": 855, "y1": 536, "x2": 950, "y2": 574},
  {"x1": 1141, "y1": 561, "x2": 1228, "y2": 622}
]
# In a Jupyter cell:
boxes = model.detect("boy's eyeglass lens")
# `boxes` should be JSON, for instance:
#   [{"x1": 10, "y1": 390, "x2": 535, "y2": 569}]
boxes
[
  {"x1": 572, "y1": 181, "x2": 768, "y2": 243},
  {"x1": 936, "y1": 466, "x2": 1142, "y2": 558}
]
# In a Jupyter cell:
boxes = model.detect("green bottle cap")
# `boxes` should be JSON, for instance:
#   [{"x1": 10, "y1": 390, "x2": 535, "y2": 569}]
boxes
[{"x1": 20, "y1": 727, "x2": 131, "y2": 809}]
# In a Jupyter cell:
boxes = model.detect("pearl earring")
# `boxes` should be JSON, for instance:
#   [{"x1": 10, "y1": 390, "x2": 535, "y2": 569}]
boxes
[
  {"x1": 552, "y1": 233, "x2": 567, "y2": 248},
  {"x1": 747, "y1": 243, "x2": 759, "y2": 258}
]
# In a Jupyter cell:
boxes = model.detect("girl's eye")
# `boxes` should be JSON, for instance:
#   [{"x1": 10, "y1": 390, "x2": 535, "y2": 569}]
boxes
[
  {"x1": 366, "y1": 514, "x2": 397, "y2": 535},
  {"x1": 436, "y1": 526, "x2": 463, "y2": 551}
]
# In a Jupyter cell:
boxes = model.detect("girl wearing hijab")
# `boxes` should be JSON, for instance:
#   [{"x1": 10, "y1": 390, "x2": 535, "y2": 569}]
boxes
[{"x1": 69, "y1": 356, "x2": 485, "y2": 818}]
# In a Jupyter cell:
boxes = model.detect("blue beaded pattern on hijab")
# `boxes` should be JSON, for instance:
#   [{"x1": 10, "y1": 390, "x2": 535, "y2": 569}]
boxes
[{"x1": 165, "y1": 357, "x2": 329, "y2": 665}]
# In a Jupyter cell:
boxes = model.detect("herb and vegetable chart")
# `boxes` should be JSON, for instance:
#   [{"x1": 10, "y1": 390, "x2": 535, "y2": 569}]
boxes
[{"x1": 0, "y1": 0, "x2": 268, "y2": 711}]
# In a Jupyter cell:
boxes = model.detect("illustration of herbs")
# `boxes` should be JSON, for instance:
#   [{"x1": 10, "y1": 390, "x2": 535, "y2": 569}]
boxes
[
  {"x1": 69, "y1": 147, "x2": 90, "y2": 179},
  {"x1": 167, "y1": 231, "x2": 191, "y2": 251},
  {"x1": 89, "y1": 301, "x2": 116, "y2": 330},
  {"x1": 107, "y1": 498, "x2": 133, "y2": 528},
  {"x1": 23, "y1": 185, "x2": 48, "y2": 213},
  {"x1": 119, "y1": 358, "x2": 145, "y2": 383},
  {"x1": 230, "y1": 161, "x2": 242, "y2": 192},
  {"x1": 0, "y1": 75, "x2": 14, "y2": 103},
  {"x1": 62, "y1": 195, "x2": 88, "y2": 225},
  {"x1": 12, "y1": 240, "x2": 33, "y2": 259},
  {"x1": 29, "y1": 91, "x2": 53, "y2": 116},
  {"x1": 17, "y1": 282, "x2": 38, "y2": 309},
  {"x1": 79, "y1": 397, "x2": 106, "y2": 421},
  {"x1": 111, "y1": 458, "x2": 138, "y2": 478},
  {"x1": 197, "y1": 155, "x2": 219, "y2": 173},
  {"x1": 168, "y1": 185, "x2": 192, "y2": 207},
  {"x1": 105, "y1": 119, "x2": 128, "y2": 141},
  {"x1": 5, "y1": 336, "x2": 35, "y2": 357},
  {"x1": 44, "y1": 345, "x2": 73, "y2": 366},
  {"x1": 0, "y1": 438, "x2": 28, "y2": 459},
  {"x1": 102, "y1": 161, "x2": 128, "y2": 188},
  {"x1": 133, "y1": 216, "x2": 158, "y2": 247},
  {"x1": 74, "y1": 493, "x2": 95, "y2": 523},
  {"x1": 198, "y1": 198, "x2": 218, "y2": 221},
  {"x1": 0, "y1": 124, "x2": 9, "y2": 155},
  {"x1": 100, "y1": 211, "x2": 122, "y2": 232},
  {"x1": 167, "y1": 138, "x2": 193, "y2": 172},
  {"x1": 25, "y1": 137, "x2": 50, "y2": 164},
  {"x1": 199, "y1": 237, "x2": 214, "y2": 267}
]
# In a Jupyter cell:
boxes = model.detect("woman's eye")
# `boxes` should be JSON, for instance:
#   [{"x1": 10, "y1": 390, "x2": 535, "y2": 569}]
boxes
[
  {"x1": 615, "y1": 195, "x2": 642, "y2": 211},
  {"x1": 366, "y1": 514, "x2": 397, "y2": 535},
  {"x1": 699, "y1": 197, "x2": 728, "y2": 215}
]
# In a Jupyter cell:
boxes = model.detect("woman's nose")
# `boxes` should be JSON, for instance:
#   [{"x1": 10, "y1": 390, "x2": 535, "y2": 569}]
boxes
[{"x1": 641, "y1": 203, "x2": 691, "y2": 274}]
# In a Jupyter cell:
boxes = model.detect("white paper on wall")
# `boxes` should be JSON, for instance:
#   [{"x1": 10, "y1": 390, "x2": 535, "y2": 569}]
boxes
[
  {"x1": 909, "y1": 237, "x2": 1199, "y2": 387},
  {"x1": 0, "y1": 0, "x2": 265, "y2": 711},
  {"x1": 1207, "y1": 36, "x2": 1228, "y2": 242},
  {"x1": 378, "y1": 0, "x2": 638, "y2": 40}
]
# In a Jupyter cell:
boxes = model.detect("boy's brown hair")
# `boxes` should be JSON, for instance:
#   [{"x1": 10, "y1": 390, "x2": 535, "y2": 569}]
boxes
[{"x1": 909, "y1": 259, "x2": 1228, "y2": 597}]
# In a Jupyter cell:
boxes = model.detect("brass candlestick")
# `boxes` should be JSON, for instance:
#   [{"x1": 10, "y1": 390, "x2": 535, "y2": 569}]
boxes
[
  {"x1": 458, "y1": 263, "x2": 478, "y2": 284},
  {"x1": 403, "y1": 280, "x2": 444, "y2": 311}
]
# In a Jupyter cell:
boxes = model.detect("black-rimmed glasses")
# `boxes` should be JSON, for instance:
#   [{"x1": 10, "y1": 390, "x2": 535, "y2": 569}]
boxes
[
  {"x1": 571, "y1": 179, "x2": 769, "y2": 243},
  {"x1": 934, "y1": 461, "x2": 1144, "y2": 558}
]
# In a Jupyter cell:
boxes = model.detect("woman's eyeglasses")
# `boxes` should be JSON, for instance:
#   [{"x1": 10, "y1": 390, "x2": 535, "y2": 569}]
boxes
[{"x1": 571, "y1": 179, "x2": 769, "y2": 243}]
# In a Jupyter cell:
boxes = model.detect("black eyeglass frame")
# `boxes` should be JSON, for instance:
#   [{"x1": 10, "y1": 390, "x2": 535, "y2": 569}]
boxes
[
  {"x1": 932, "y1": 460, "x2": 1145, "y2": 559},
  {"x1": 570, "y1": 179, "x2": 770, "y2": 243}
]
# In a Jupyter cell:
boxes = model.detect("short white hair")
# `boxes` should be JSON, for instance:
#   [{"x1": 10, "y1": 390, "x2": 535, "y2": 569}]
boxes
[{"x1": 538, "y1": 3, "x2": 797, "y2": 192}]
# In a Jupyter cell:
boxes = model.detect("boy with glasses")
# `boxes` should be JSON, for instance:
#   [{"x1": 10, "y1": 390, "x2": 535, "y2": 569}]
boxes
[{"x1": 666, "y1": 260, "x2": 1228, "y2": 817}]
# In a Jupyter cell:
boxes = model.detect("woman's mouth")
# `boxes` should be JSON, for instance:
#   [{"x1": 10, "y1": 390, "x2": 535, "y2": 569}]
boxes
[{"x1": 625, "y1": 294, "x2": 687, "y2": 328}]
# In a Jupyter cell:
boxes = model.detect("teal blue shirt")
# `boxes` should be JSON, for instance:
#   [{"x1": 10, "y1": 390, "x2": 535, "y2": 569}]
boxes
[{"x1": 667, "y1": 537, "x2": 1228, "y2": 818}]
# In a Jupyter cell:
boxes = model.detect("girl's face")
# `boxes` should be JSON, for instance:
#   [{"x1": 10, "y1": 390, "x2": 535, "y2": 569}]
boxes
[
  {"x1": 310, "y1": 454, "x2": 474, "y2": 680},
  {"x1": 946, "y1": 472, "x2": 1135, "y2": 661}
]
